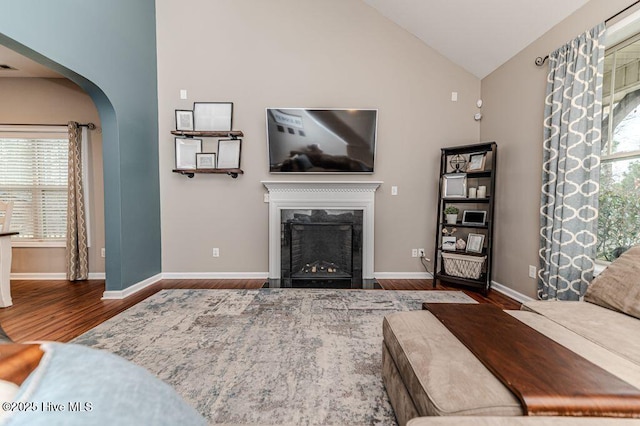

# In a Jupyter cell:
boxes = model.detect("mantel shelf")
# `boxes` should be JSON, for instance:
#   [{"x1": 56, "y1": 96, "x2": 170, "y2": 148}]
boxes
[
  {"x1": 172, "y1": 168, "x2": 244, "y2": 178},
  {"x1": 171, "y1": 130, "x2": 244, "y2": 138}
]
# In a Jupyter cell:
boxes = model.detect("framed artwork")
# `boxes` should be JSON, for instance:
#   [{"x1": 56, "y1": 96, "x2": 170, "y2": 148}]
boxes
[
  {"x1": 193, "y1": 102, "x2": 233, "y2": 131},
  {"x1": 466, "y1": 233, "x2": 485, "y2": 253},
  {"x1": 442, "y1": 236, "x2": 456, "y2": 251},
  {"x1": 196, "y1": 153, "x2": 216, "y2": 169},
  {"x1": 443, "y1": 173, "x2": 467, "y2": 198},
  {"x1": 175, "y1": 110, "x2": 194, "y2": 131},
  {"x1": 467, "y1": 152, "x2": 486, "y2": 172},
  {"x1": 175, "y1": 138, "x2": 202, "y2": 169},
  {"x1": 217, "y1": 139, "x2": 241, "y2": 169}
]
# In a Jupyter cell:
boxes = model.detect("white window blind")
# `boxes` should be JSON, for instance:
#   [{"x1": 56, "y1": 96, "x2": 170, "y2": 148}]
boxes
[{"x1": 0, "y1": 128, "x2": 69, "y2": 242}]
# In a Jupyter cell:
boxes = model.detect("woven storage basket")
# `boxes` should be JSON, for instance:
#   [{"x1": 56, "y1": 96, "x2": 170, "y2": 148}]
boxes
[{"x1": 441, "y1": 252, "x2": 486, "y2": 279}]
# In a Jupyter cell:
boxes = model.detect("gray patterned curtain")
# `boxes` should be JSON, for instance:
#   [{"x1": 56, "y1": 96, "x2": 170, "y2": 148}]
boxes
[
  {"x1": 538, "y1": 23, "x2": 606, "y2": 301},
  {"x1": 66, "y1": 121, "x2": 89, "y2": 281}
]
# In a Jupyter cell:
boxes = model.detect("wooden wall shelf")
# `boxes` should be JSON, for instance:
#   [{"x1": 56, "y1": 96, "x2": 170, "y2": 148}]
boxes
[
  {"x1": 171, "y1": 130, "x2": 244, "y2": 139},
  {"x1": 172, "y1": 168, "x2": 244, "y2": 179}
]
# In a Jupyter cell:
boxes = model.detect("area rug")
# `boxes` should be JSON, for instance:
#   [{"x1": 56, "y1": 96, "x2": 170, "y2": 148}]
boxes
[{"x1": 73, "y1": 289, "x2": 475, "y2": 425}]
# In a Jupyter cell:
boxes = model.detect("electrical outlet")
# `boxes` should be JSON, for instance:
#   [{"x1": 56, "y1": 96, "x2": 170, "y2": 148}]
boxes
[
  {"x1": 528, "y1": 265, "x2": 537, "y2": 279},
  {"x1": 212, "y1": 248, "x2": 220, "y2": 257},
  {"x1": 418, "y1": 248, "x2": 425, "y2": 258},
  {"x1": 100, "y1": 248, "x2": 105, "y2": 258},
  {"x1": 180, "y1": 89, "x2": 187, "y2": 99},
  {"x1": 391, "y1": 186, "x2": 398, "y2": 196},
  {"x1": 263, "y1": 193, "x2": 269, "y2": 203},
  {"x1": 411, "y1": 249, "x2": 418, "y2": 258}
]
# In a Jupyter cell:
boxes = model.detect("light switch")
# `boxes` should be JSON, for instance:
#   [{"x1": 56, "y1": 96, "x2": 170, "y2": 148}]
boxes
[
  {"x1": 180, "y1": 89, "x2": 188, "y2": 100},
  {"x1": 451, "y1": 92, "x2": 458, "y2": 102},
  {"x1": 391, "y1": 186, "x2": 398, "y2": 196}
]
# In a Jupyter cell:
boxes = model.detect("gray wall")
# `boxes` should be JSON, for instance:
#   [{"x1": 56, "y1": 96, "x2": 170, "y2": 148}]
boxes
[
  {"x1": 156, "y1": 0, "x2": 481, "y2": 276},
  {"x1": 480, "y1": 0, "x2": 637, "y2": 298},
  {"x1": 0, "y1": 0, "x2": 161, "y2": 291}
]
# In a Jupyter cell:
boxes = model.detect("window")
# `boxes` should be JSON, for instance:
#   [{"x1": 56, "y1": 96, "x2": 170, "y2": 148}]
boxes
[
  {"x1": 0, "y1": 127, "x2": 69, "y2": 245},
  {"x1": 598, "y1": 34, "x2": 640, "y2": 261}
]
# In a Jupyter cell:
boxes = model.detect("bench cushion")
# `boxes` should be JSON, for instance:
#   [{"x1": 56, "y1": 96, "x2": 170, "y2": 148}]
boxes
[{"x1": 383, "y1": 310, "x2": 522, "y2": 417}]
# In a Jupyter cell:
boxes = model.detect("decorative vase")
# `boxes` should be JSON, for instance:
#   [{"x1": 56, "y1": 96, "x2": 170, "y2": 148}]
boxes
[{"x1": 446, "y1": 214, "x2": 457, "y2": 225}]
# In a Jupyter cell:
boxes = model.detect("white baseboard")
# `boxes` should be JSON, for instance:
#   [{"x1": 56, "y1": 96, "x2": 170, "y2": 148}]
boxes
[
  {"x1": 102, "y1": 273, "x2": 163, "y2": 300},
  {"x1": 374, "y1": 272, "x2": 433, "y2": 279},
  {"x1": 11, "y1": 272, "x2": 105, "y2": 280},
  {"x1": 162, "y1": 272, "x2": 269, "y2": 280},
  {"x1": 491, "y1": 280, "x2": 535, "y2": 304}
]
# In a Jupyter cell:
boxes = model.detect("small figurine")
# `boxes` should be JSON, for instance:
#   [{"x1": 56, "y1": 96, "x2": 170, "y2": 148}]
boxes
[{"x1": 456, "y1": 238, "x2": 466, "y2": 250}]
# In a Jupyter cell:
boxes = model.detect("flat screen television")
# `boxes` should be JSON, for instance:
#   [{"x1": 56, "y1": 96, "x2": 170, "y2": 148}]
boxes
[{"x1": 266, "y1": 108, "x2": 377, "y2": 173}]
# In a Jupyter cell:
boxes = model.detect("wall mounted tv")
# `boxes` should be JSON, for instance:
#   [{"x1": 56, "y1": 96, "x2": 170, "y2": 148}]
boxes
[{"x1": 266, "y1": 108, "x2": 377, "y2": 173}]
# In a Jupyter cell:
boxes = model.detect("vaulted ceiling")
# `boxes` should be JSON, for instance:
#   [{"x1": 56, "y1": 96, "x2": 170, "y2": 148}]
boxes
[{"x1": 0, "y1": 0, "x2": 590, "y2": 80}]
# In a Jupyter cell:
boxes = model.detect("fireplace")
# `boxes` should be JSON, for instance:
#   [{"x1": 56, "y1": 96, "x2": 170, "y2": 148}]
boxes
[
  {"x1": 262, "y1": 181, "x2": 382, "y2": 289},
  {"x1": 281, "y1": 210, "x2": 363, "y2": 286}
]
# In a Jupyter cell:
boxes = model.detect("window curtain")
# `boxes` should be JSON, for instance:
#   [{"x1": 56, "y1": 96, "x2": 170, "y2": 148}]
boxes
[
  {"x1": 538, "y1": 23, "x2": 606, "y2": 300},
  {"x1": 66, "y1": 121, "x2": 88, "y2": 281}
]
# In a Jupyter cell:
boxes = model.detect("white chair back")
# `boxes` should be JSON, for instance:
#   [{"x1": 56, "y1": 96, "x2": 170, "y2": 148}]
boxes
[{"x1": 0, "y1": 201, "x2": 13, "y2": 233}]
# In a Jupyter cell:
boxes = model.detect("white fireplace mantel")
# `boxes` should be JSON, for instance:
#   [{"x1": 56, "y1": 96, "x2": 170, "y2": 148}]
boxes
[{"x1": 262, "y1": 181, "x2": 382, "y2": 280}]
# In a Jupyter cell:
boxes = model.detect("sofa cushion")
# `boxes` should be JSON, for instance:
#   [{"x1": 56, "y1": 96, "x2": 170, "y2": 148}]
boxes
[
  {"x1": 383, "y1": 311, "x2": 522, "y2": 417},
  {"x1": 508, "y1": 310, "x2": 640, "y2": 389},
  {"x1": 584, "y1": 245, "x2": 640, "y2": 319},
  {"x1": 522, "y1": 300, "x2": 640, "y2": 366}
]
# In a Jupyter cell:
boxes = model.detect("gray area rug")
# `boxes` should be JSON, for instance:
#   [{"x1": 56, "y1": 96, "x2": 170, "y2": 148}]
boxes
[{"x1": 73, "y1": 289, "x2": 475, "y2": 425}]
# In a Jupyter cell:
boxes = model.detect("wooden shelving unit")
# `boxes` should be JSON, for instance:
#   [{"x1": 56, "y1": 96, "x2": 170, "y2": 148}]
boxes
[
  {"x1": 433, "y1": 142, "x2": 497, "y2": 294},
  {"x1": 171, "y1": 130, "x2": 244, "y2": 178}
]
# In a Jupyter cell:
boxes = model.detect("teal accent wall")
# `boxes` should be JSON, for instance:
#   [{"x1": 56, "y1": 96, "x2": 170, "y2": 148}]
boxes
[{"x1": 0, "y1": 0, "x2": 161, "y2": 291}]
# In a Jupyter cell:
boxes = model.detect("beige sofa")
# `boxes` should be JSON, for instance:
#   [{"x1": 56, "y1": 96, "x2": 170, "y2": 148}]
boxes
[{"x1": 382, "y1": 246, "x2": 640, "y2": 425}]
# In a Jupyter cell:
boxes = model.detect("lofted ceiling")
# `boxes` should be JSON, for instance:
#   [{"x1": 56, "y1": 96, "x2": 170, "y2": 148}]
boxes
[
  {"x1": 0, "y1": 0, "x2": 590, "y2": 80},
  {"x1": 363, "y1": 0, "x2": 590, "y2": 79}
]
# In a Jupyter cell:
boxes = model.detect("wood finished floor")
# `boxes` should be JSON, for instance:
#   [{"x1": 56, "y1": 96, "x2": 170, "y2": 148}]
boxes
[{"x1": 0, "y1": 278, "x2": 521, "y2": 343}]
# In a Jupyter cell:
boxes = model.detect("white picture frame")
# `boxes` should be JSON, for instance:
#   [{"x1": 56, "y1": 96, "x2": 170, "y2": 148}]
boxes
[
  {"x1": 175, "y1": 138, "x2": 202, "y2": 169},
  {"x1": 443, "y1": 173, "x2": 467, "y2": 198},
  {"x1": 217, "y1": 139, "x2": 241, "y2": 169},
  {"x1": 466, "y1": 233, "x2": 485, "y2": 253},
  {"x1": 462, "y1": 210, "x2": 487, "y2": 226},
  {"x1": 175, "y1": 110, "x2": 194, "y2": 131},
  {"x1": 442, "y1": 236, "x2": 457, "y2": 251},
  {"x1": 193, "y1": 102, "x2": 233, "y2": 132}
]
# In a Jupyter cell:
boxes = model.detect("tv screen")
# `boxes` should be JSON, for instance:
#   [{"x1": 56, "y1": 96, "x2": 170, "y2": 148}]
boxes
[{"x1": 266, "y1": 108, "x2": 377, "y2": 173}]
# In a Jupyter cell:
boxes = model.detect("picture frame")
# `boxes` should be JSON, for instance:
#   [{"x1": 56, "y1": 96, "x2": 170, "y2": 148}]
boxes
[
  {"x1": 466, "y1": 233, "x2": 485, "y2": 253},
  {"x1": 175, "y1": 138, "x2": 202, "y2": 169},
  {"x1": 175, "y1": 110, "x2": 194, "y2": 131},
  {"x1": 193, "y1": 102, "x2": 233, "y2": 132},
  {"x1": 443, "y1": 173, "x2": 467, "y2": 198},
  {"x1": 442, "y1": 236, "x2": 457, "y2": 251},
  {"x1": 196, "y1": 152, "x2": 216, "y2": 169},
  {"x1": 467, "y1": 152, "x2": 486, "y2": 172},
  {"x1": 216, "y1": 138, "x2": 241, "y2": 169},
  {"x1": 462, "y1": 210, "x2": 487, "y2": 226}
]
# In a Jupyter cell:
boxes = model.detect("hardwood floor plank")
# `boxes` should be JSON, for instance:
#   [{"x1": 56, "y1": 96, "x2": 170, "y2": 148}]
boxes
[{"x1": 0, "y1": 278, "x2": 520, "y2": 343}]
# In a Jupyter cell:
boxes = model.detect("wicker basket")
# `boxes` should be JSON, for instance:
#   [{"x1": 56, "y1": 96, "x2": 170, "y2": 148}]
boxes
[{"x1": 441, "y1": 252, "x2": 486, "y2": 279}]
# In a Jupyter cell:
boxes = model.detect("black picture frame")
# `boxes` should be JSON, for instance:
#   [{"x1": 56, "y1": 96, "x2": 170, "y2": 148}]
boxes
[
  {"x1": 216, "y1": 139, "x2": 241, "y2": 169},
  {"x1": 193, "y1": 102, "x2": 233, "y2": 132},
  {"x1": 461, "y1": 210, "x2": 487, "y2": 226},
  {"x1": 175, "y1": 110, "x2": 194, "y2": 131},
  {"x1": 467, "y1": 152, "x2": 486, "y2": 172},
  {"x1": 196, "y1": 152, "x2": 216, "y2": 169},
  {"x1": 175, "y1": 138, "x2": 202, "y2": 169}
]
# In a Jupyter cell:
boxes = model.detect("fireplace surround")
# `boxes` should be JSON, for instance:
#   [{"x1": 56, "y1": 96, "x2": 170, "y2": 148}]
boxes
[{"x1": 262, "y1": 181, "x2": 382, "y2": 288}]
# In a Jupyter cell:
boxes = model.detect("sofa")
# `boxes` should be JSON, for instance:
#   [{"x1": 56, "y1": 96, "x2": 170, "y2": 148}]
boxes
[{"x1": 382, "y1": 246, "x2": 640, "y2": 425}]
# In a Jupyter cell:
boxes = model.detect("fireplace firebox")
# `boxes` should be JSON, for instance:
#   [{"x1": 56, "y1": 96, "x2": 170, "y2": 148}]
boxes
[{"x1": 280, "y1": 210, "x2": 363, "y2": 287}]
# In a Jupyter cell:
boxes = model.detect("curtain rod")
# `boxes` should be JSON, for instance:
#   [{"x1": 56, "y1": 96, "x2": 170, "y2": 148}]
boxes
[
  {"x1": 0, "y1": 122, "x2": 97, "y2": 130},
  {"x1": 534, "y1": 0, "x2": 640, "y2": 67}
]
